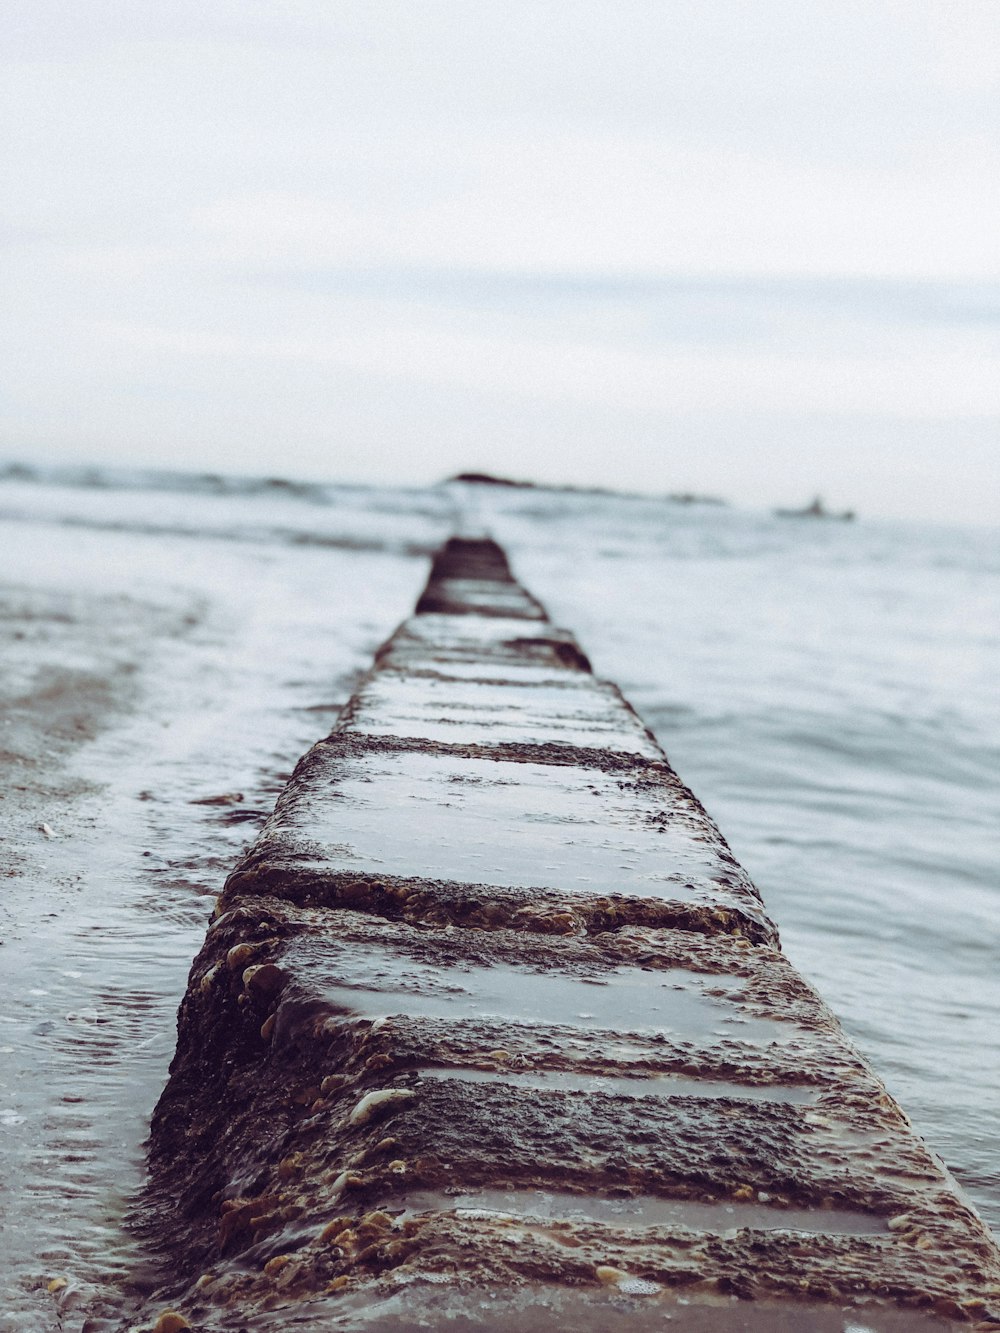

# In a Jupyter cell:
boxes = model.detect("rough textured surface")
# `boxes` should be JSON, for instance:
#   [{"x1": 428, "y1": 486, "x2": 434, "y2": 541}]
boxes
[{"x1": 138, "y1": 537, "x2": 1000, "y2": 1330}]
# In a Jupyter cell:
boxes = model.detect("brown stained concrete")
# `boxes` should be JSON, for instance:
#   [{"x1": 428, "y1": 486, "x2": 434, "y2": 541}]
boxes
[{"x1": 140, "y1": 537, "x2": 1000, "y2": 1331}]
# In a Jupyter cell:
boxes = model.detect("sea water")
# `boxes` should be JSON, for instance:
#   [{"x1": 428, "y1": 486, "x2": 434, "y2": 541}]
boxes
[{"x1": 0, "y1": 464, "x2": 996, "y2": 1323}]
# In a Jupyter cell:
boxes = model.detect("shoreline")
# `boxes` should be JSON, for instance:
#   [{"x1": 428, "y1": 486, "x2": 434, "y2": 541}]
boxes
[{"x1": 0, "y1": 501, "x2": 434, "y2": 1329}]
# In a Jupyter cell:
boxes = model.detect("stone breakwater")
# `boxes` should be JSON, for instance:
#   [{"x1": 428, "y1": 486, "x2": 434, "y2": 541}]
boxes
[{"x1": 140, "y1": 537, "x2": 1000, "y2": 1331}]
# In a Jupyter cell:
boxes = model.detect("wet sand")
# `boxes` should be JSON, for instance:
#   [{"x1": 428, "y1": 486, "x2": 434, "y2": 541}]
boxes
[
  {"x1": 0, "y1": 583, "x2": 203, "y2": 1328},
  {"x1": 0, "y1": 525, "x2": 432, "y2": 1330}
]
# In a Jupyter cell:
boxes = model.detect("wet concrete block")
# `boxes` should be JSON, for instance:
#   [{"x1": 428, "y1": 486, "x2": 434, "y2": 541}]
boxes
[
  {"x1": 228, "y1": 740, "x2": 773, "y2": 941},
  {"x1": 338, "y1": 669, "x2": 662, "y2": 755},
  {"x1": 379, "y1": 613, "x2": 594, "y2": 673}
]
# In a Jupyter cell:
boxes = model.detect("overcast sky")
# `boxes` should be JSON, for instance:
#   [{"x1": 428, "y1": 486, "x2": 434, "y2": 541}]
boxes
[{"x1": 2, "y1": 1, "x2": 998, "y2": 520}]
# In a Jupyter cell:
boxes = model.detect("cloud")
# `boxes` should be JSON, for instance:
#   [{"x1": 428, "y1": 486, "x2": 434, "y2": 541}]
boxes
[{"x1": 0, "y1": 1, "x2": 997, "y2": 517}]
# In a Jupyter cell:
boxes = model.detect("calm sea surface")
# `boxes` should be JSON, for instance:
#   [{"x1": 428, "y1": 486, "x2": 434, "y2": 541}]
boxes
[{"x1": 1, "y1": 465, "x2": 997, "y2": 1322}]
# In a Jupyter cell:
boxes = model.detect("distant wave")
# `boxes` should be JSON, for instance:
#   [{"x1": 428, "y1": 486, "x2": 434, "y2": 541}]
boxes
[
  {"x1": 0, "y1": 460, "x2": 348, "y2": 505},
  {"x1": 0, "y1": 503, "x2": 435, "y2": 559}
]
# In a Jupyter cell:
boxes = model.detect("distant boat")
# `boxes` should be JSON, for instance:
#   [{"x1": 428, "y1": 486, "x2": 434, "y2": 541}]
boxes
[{"x1": 774, "y1": 495, "x2": 855, "y2": 522}]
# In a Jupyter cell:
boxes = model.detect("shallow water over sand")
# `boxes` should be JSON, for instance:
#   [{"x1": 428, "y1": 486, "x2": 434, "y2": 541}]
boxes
[
  {"x1": 0, "y1": 466, "x2": 997, "y2": 1325},
  {"x1": 0, "y1": 487, "x2": 442, "y2": 1325}
]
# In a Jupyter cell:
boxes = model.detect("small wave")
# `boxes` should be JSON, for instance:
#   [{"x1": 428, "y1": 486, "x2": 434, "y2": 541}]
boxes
[
  {"x1": 0, "y1": 504, "x2": 434, "y2": 559},
  {"x1": 0, "y1": 459, "x2": 345, "y2": 504}
]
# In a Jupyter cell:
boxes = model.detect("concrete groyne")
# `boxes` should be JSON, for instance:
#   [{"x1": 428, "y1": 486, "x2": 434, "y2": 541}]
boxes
[{"x1": 142, "y1": 537, "x2": 1000, "y2": 1330}]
